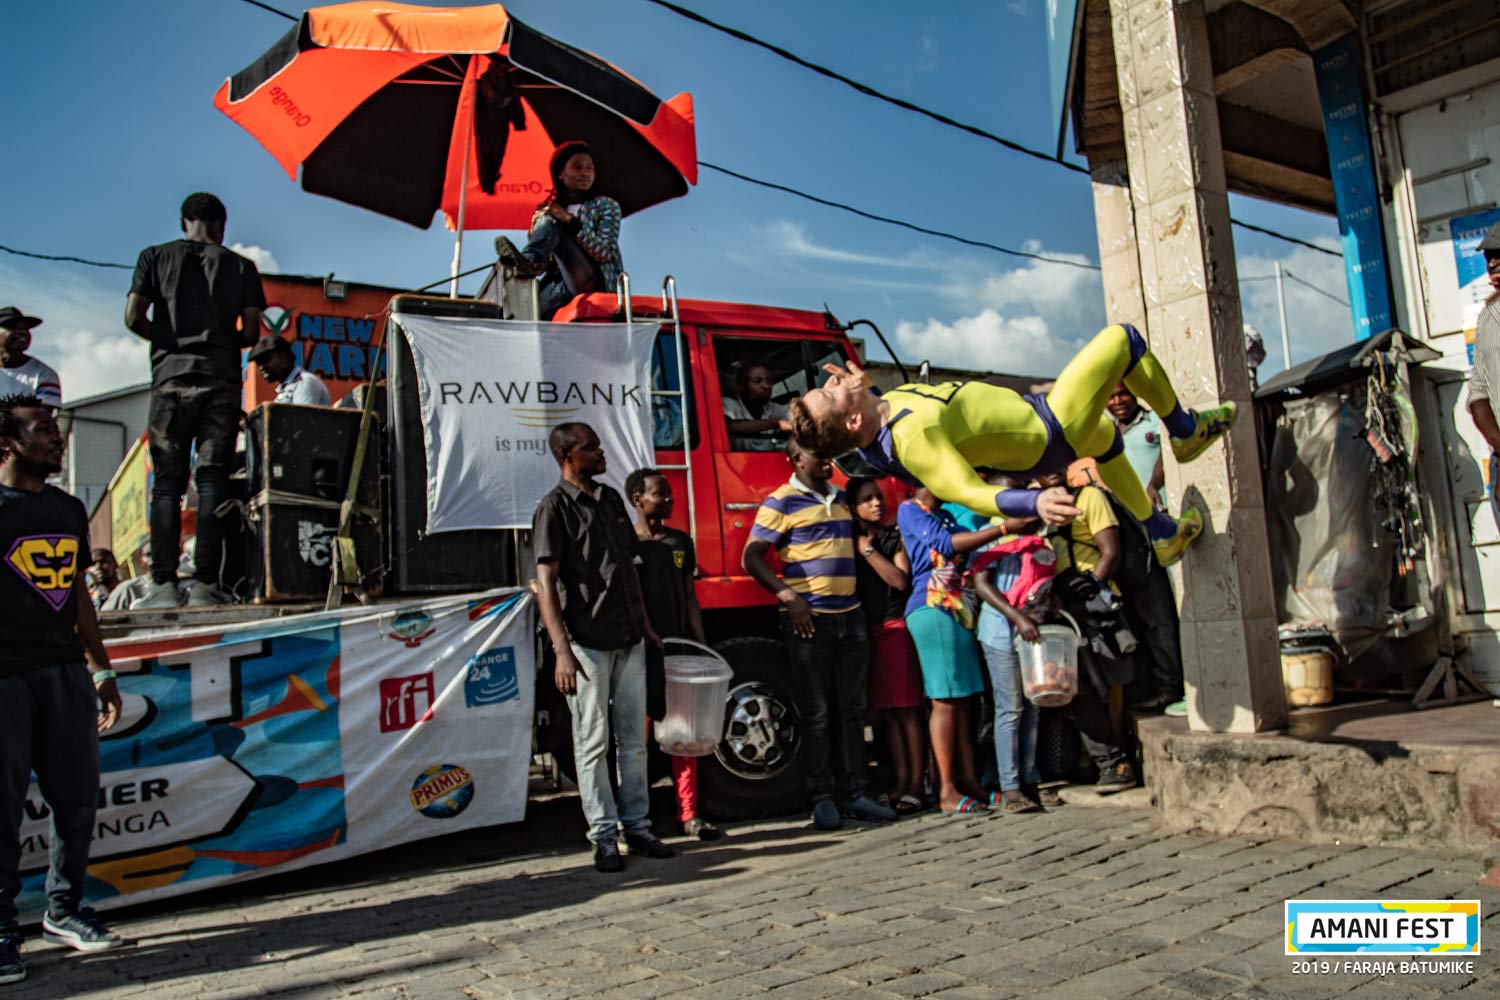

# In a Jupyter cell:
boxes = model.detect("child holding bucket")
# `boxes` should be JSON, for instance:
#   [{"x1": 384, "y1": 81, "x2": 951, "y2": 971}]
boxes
[
  {"x1": 626, "y1": 467, "x2": 722, "y2": 841},
  {"x1": 972, "y1": 524, "x2": 1059, "y2": 813}
]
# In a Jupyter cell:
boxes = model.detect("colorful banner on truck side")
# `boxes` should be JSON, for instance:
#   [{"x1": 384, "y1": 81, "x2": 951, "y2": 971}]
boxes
[
  {"x1": 17, "y1": 590, "x2": 535, "y2": 919},
  {"x1": 397, "y1": 315, "x2": 658, "y2": 531}
]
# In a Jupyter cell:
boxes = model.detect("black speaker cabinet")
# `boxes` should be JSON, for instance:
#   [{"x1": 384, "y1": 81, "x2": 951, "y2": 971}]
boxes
[{"x1": 244, "y1": 403, "x2": 383, "y2": 602}]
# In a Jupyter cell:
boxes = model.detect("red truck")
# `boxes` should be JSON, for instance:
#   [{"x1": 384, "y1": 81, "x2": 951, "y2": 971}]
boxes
[{"x1": 465, "y1": 271, "x2": 907, "y2": 820}]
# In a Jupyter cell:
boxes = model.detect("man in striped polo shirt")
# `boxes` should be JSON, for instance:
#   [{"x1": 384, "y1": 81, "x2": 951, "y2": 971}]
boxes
[{"x1": 743, "y1": 440, "x2": 897, "y2": 829}]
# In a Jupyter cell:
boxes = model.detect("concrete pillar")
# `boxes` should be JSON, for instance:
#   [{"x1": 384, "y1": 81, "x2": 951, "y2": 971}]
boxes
[
  {"x1": 1089, "y1": 159, "x2": 1150, "y2": 332},
  {"x1": 1108, "y1": 0, "x2": 1286, "y2": 733}
]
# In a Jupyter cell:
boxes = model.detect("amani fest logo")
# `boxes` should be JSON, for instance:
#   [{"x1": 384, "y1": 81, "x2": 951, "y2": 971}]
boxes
[{"x1": 1286, "y1": 900, "x2": 1481, "y2": 955}]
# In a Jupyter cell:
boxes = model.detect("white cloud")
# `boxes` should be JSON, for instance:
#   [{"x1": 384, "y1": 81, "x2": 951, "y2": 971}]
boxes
[
  {"x1": 894, "y1": 310, "x2": 1083, "y2": 378},
  {"x1": 0, "y1": 262, "x2": 149, "y2": 401},
  {"x1": 760, "y1": 221, "x2": 947, "y2": 271},
  {"x1": 1007, "y1": 0, "x2": 1034, "y2": 15},
  {"x1": 229, "y1": 243, "x2": 280, "y2": 274}
]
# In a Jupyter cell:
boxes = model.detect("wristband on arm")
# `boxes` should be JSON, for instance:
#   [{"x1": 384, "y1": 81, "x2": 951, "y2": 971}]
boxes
[{"x1": 91, "y1": 669, "x2": 118, "y2": 687}]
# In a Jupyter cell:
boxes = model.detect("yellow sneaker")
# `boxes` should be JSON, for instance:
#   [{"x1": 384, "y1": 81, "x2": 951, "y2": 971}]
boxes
[
  {"x1": 1152, "y1": 508, "x2": 1203, "y2": 567},
  {"x1": 1170, "y1": 402, "x2": 1238, "y2": 464}
]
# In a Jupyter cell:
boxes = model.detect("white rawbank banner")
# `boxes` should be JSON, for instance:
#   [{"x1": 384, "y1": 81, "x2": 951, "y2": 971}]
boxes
[
  {"x1": 18, "y1": 590, "x2": 534, "y2": 918},
  {"x1": 398, "y1": 315, "x2": 658, "y2": 531}
]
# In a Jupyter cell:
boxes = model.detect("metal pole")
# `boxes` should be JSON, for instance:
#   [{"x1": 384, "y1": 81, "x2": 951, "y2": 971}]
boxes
[
  {"x1": 449, "y1": 126, "x2": 473, "y2": 299},
  {"x1": 1275, "y1": 261, "x2": 1292, "y2": 370}
]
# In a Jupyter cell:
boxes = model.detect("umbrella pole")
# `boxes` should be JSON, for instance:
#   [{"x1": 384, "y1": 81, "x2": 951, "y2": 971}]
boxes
[{"x1": 449, "y1": 127, "x2": 473, "y2": 299}]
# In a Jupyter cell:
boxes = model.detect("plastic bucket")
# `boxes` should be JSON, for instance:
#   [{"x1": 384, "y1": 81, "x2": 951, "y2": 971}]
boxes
[
  {"x1": 1279, "y1": 625, "x2": 1336, "y2": 708},
  {"x1": 656, "y1": 639, "x2": 734, "y2": 757},
  {"x1": 1016, "y1": 624, "x2": 1081, "y2": 708}
]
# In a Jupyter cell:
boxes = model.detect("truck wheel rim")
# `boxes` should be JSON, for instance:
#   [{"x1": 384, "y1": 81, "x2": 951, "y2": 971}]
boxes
[{"x1": 716, "y1": 681, "x2": 798, "y2": 781}]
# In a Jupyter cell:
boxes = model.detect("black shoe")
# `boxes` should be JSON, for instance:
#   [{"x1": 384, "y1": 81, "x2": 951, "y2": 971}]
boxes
[
  {"x1": 593, "y1": 839, "x2": 624, "y2": 873},
  {"x1": 1095, "y1": 762, "x2": 1137, "y2": 794},
  {"x1": 812, "y1": 797, "x2": 842, "y2": 830},
  {"x1": 624, "y1": 832, "x2": 676, "y2": 859},
  {"x1": 42, "y1": 909, "x2": 122, "y2": 952},
  {"x1": 0, "y1": 933, "x2": 23, "y2": 985},
  {"x1": 494, "y1": 236, "x2": 546, "y2": 277}
]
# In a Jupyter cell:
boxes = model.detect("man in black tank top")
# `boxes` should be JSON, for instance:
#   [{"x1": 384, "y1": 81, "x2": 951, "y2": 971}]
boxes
[{"x1": 0, "y1": 395, "x2": 124, "y2": 984}]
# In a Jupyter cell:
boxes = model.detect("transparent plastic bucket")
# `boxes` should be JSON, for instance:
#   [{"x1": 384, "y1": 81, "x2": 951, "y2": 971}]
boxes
[
  {"x1": 1016, "y1": 624, "x2": 1081, "y2": 708},
  {"x1": 656, "y1": 639, "x2": 734, "y2": 757}
]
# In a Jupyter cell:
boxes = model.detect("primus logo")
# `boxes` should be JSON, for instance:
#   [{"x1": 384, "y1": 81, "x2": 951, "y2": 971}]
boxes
[
  {"x1": 269, "y1": 86, "x2": 312, "y2": 127},
  {"x1": 437, "y1": 381, "x2": 644, "y2": 406}
]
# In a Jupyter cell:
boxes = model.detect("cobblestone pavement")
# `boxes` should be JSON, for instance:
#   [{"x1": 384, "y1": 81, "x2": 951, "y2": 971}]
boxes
[{"x1": 12, "y1": 790, "x2": 1499, "y2": 1000}]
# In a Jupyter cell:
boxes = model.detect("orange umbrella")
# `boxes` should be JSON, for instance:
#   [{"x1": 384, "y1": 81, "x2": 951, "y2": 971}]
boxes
[{"x1": 214, "y1": 2, "x2": 696, "y2": 281}]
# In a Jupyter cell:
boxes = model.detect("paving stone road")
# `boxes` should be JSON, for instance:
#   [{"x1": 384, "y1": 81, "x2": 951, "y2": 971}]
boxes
[{"x1": 10, "y1": 790, "x2": 1498, "y2": 999}]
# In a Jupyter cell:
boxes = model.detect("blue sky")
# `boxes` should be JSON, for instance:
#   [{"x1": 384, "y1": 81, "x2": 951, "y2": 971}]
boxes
[{"x1": 2, "y1": 0, "x2": 1352, "y2": 400}]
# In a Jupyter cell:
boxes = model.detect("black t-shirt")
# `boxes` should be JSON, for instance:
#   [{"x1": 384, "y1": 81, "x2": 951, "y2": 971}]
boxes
[
  {"x1": 532, "y1": 479, "x2": 644, "y2": 651},
  {"x1": 0, "y1": 484, "x2": 88, "y2": 675},
  {"x1": 635, "y1": 527, "x2": 696, "y2": 641},
  {"x1": 131, "y1": 239, "x2": 267, "y2": 386},
  {"x1": 854, "y1": 524, "x2": 908, "y2": 629}
]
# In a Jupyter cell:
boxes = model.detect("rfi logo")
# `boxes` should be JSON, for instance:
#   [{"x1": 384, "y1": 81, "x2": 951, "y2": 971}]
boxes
[
  {"x1": 379, "y1": 673, "x2": 434, "y2": 732},
  {"x1": 409, "y1": 764, "x2": 474, "y2": 819},
  {"x1": 464, "y1": 648, "x2": 519, "y2": 707},
  {"x1": 386, "y1": 610, "x2": 436, "y2": 648}
]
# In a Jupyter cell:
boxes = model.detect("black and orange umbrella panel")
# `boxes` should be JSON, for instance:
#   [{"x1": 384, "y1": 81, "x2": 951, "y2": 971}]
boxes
[{"x1": 213, "y1": 1, "x2": 697, "y2": 232}]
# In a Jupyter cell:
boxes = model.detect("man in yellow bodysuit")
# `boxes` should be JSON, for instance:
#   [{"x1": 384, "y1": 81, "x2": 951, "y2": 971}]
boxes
[{"x1": 789, "y1": 323, "x2": 1236, "y2": 566}]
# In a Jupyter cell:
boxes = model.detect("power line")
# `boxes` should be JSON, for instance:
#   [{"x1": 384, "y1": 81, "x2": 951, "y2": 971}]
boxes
[
  {"x1": 641, "y1": 0, "x2": 1343, "y2": 259},
  {"x1": 239, "y1": 0, "x2": 296, "y2": 19},
  {"x1": 1284, "y1": 269, "x2": 1350, "y2": 307},
  {"x1": 641, "y1": 0, "x2": 1077, "y2": 174},
  {"x1": 700, "y1": 162, "x2": 1099, "y2": 271},
  {"x1": 0, "y1": 243, "x2": 132, "y2": 270}
]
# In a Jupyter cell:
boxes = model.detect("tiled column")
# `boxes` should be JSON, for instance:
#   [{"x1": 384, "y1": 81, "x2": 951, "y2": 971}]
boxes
[
  {"x1": 1090, "y1": 159, "x2": 1150, "y2": 332},
  {"x1": 1109, "y1": 0, "x2": 1285, "y2": 733}
]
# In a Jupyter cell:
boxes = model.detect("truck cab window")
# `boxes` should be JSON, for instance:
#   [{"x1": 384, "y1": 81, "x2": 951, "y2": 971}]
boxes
[{"x1": 718, "y1": 338, "x2": 849, "y2": 452}]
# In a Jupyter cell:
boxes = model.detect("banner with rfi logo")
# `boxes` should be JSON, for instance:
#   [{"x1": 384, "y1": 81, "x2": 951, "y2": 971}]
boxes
[{"x1": 16, "y1": 589, "x2": 534, "y2": 918}]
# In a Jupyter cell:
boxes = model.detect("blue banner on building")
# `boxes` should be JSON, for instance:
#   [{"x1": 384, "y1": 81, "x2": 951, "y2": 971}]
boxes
[{"x1": 1313, "y1": 35, "x2": 1393, "y2": 341}]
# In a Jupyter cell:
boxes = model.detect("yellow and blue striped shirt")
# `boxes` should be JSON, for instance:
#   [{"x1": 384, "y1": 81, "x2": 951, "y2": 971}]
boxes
[{"x1": 750, "y1": 477, "x2": 860, "y2": 614}]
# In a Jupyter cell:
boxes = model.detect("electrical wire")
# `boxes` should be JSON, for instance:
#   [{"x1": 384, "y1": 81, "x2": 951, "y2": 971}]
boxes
[
  {"x1": 0, "y1": 243, "x2": 132, "y2": 270},
  {"x1": 1284, "y1": 270, "x2": 1350, "y2": 307},
  {"x1": 699, "y1": 162, "x2": 1099, "y2": 271},
  {"x1": 239, "y1": 0, "x2": 296, "y2": 20},
  {"x1": 641, "y1": 0, "x2": 1344, "y2": 259},
  {"x1": 642, "y1": 0, "x2": 1078, "y2": 174}
]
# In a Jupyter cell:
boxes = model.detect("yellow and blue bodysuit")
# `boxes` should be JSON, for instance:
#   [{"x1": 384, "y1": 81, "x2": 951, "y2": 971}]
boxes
[{"x1": 859, "y1": 324, "x2": 1193, "y2": 538}]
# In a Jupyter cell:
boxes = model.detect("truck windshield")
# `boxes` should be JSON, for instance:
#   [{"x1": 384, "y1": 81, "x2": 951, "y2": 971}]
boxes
[{"x1": 716, "y1": 337, "x2": 850, "y2": 452}]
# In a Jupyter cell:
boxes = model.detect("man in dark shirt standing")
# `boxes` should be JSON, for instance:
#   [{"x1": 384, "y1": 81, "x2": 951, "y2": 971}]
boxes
[
  {"x1": 533, "y1": 422, "x2": 673, "y2": 873},
  {"x1": 124, "y1": 193, "x2": 266, "y2": 608},
  {"x1": 0, "y1": 395, "x2": 125, "y2": 985}
]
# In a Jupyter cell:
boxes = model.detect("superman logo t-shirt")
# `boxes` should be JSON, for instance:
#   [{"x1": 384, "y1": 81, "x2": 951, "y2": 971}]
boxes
[{"x1": 0, "y1": 484, "x2": 87, "y2": 675}]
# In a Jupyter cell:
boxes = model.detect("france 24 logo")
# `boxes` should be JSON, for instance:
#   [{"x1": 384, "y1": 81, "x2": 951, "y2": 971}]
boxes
[{"x1": 464, "y1": 648, "x2": 519, "y2": 707}]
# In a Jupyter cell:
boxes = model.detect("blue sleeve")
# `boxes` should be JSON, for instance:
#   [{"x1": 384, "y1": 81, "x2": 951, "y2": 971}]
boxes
[
  {"x1": 897, "y1": 502, "x2": 955, "y2": 559},
  {"x1": 996, "y1": 488, "x2": 1040, "y2": 518}
]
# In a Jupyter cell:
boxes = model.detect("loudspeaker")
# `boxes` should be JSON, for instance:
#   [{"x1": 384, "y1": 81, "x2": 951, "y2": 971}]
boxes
[{"x1": 244, "y1": 403, "x2": 383, "y2": 602}]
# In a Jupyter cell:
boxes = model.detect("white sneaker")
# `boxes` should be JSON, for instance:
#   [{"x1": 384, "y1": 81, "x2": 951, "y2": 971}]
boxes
[
  {"x1": 184, "y1": 581, "x2": 231, "y2": 607},
  {"x1": 133, "y1": 580, "x2": 182, "y2": 610}
]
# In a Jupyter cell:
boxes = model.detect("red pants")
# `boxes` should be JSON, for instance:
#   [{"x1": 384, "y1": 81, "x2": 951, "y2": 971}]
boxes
[{"x1": 672, "y1": 755, "x2": 699, "y2": 822}]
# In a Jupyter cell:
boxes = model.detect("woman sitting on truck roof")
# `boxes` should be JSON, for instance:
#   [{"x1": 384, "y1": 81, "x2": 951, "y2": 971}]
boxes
[{"x1": 500, "y1": 140, "x2": 624, "y2": 320}]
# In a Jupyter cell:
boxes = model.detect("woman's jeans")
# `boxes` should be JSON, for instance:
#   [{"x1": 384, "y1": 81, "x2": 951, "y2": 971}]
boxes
[{"x1": 981, "y1": 637, "x2": 1038, "y2": 791}]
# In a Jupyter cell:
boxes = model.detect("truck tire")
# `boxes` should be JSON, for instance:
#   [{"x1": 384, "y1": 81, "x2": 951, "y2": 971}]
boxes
[{"x1": 696, "y1": 636, "x2": 810, "y2": 821}]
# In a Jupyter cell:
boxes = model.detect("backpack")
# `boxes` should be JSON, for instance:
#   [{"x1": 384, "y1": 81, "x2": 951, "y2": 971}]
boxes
[{"x1": 1060, "y1": 485, "x2": 1157, "y2": 592}]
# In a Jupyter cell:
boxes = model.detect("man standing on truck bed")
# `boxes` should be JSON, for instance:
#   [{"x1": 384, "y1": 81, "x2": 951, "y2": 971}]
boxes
[
  {"x1": 124, "y1": 192, "x2": 266, "y2": 608},
  {"x1": 743, "y1": 440, "x2": 897, "y2": 830},
  {"x1": 0, "y1": 394, "x2": 125, "y2": 985},
  {"x1": 533, "y1": 422, "x2": 675, "y2": 873}
]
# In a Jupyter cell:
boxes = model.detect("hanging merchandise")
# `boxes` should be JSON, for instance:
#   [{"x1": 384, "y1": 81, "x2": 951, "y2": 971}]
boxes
[{"x1": 1364, "y1": 349, "x2": 1424, "y2": 577}]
